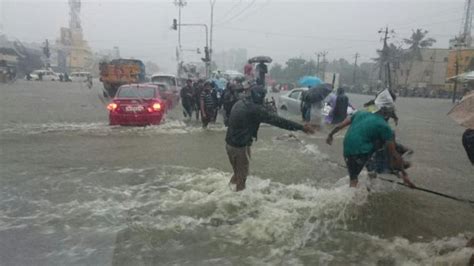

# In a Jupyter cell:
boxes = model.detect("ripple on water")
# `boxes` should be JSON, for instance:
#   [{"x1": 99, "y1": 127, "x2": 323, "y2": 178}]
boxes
[{"x1": 0, "y1": 119, "x2": 227, "y2": 136}]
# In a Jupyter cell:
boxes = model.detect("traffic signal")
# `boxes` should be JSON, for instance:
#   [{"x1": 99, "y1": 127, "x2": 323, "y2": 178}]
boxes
[
  {"x1": 172, "y1": 19, "x2": 177, "y2": 30},
  {"x1": 201, "y1": 46, "x2": 210, "y2": 62}
]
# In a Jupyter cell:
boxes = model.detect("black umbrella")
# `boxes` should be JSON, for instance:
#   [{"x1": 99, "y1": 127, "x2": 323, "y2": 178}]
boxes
[
  {"x1": 306, "y1": 83, "x2": 333, "y2": 103},
  {"x1": 248, "y1": 56, "x2": 272, "y2": 64}
]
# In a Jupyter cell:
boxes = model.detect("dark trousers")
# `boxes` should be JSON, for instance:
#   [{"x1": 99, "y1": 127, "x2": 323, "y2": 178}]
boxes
[
  {"x1": 182, "y1": 103, "x2": 193, "y2": 118},
  {"x1": 201, "y1": 109, "x2": 216, "y2": 128},
  {"x1": 345, "y1": 154, "x2": 371, "y2": 181},
  {"x1": 226, "y1": 144, "x2": 250, "y2": 190}
]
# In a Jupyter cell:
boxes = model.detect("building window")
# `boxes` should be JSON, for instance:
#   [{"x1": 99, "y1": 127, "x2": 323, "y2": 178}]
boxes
[{"x1": 444, "y1": 57, "x2": 448, "y2": 62}]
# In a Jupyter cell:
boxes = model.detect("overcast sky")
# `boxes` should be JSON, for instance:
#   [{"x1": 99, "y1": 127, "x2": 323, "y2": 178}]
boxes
[{"x1": 0, "y1": 0, "x2": 467, "y2": 72}]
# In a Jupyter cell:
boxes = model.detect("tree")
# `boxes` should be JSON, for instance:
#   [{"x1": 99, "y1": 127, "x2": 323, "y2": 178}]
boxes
[
  {"x1": 402, "y1": 29, "x2": 436, "y2": 85},
  {"x1": 269, "y1": 63, "x2": 284, "y2": 80}
]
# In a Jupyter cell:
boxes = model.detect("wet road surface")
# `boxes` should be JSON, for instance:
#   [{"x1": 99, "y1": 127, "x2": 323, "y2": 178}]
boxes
[{"x1": 0, "y1": 80, "x2": 473, "y2": 265}]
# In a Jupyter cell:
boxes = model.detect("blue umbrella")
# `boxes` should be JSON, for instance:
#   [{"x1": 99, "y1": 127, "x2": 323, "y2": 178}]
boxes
[{"x1": 298, "y1": 76, "x2": 323, "y2": 87}]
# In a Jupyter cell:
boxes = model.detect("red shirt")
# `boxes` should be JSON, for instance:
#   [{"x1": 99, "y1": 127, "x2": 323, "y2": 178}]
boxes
[{"x1": 244, "y1": 64, "x2": 253, "y2": 76}]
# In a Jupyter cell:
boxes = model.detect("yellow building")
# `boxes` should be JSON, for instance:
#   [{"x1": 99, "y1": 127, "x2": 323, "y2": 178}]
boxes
[{"x1": 446, "y1": 49, "x2": 474, "y2": 78}]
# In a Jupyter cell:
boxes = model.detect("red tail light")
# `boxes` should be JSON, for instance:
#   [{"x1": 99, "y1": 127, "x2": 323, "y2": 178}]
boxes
[
  {"x1": 152, "y1": 103, "x2": 162, "y2": 111},
  {"x1": 107, "y1": 103, "x2": 118, "y2": 111}
]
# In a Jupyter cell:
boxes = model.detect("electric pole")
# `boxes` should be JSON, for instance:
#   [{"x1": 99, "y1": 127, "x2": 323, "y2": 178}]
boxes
[
  {"x1": 209, "y1": 0, "x2": 216, "y2": 71},
  {"x1": 453, "y1": 42, "x2": 462, "y2": 103},
  {"x1": 316, "y1": 52, "x2": 321, "y2": 76},
  {"x1": 317, "y1": 51, "x2": 328, "y2": 79},
  {"x1": 353, "y1": 52, "x2": 359, "y2": 85},
  {"x1": 174, "y1": 0, "x2": 187, "y2": 49},
  {"x1": 378, "y1": 27, "x2": 392, "y2": 89}
]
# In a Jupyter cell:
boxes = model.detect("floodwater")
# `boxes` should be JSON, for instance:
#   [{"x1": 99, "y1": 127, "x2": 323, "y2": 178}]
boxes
[{"x1": 0, "y1": 80, "x2": 473, "y2": 265}]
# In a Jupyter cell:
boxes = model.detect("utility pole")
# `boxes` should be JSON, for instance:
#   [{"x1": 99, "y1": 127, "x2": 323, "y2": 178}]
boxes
[
  {"x1": 209, "y1": 0, "x2": 216, "y2": 71},
  {"x1": 318, "y1": 51, "x2": 328, "y2": 79},
  {"x1": 378, "y1": 26, "x2": 392, "y2": 89},
  {"x1": 174, "y1": 0, "x2": 187, "y2": 49},
  {"x1": 43, "y1": 39, "x2": 51, "y2": 68},
  {"x1": 316, "y1": 52, "x2": 321, "y2": 76},
  {"x1": 453, "y1": 43, "x2": 462, "y2": 103},
  {"x1": 461, "y1": 0, "x2": 473, "y2": 47},
  {"x1": 353, "y1": 52, "x2": 359, "y2": 85}
]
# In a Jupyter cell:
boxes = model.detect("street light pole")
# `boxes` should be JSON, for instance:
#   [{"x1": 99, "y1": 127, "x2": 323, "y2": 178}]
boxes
[
  {"x1": 174, "y1": 0, "x2": 187, "y2": 49},
  {"x1": 209, "y1": 0, "x2": 216, "y2": 70}
]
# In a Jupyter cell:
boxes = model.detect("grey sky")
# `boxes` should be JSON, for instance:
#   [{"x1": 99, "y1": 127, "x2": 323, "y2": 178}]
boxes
[{"x1": 0, "y1": 0, "x2": 466, "y2": 72}]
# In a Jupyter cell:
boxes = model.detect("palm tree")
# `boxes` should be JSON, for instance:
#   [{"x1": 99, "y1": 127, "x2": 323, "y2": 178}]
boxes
[{"x1": 402, "y1": 29, "x2": 436, "y2": 85}]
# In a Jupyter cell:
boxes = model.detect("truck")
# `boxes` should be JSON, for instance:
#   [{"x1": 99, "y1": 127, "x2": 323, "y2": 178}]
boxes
[{"x1": 99, "y1": 59, "x2": 146, "y2": 97}]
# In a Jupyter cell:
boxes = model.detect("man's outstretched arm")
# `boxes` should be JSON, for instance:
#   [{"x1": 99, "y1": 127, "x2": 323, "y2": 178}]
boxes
[
  {"x1": 326, "y1": 117, "x2": 352, "y2": 145},
  {"x1": 258, "y1": 108, "x2": 313, "y2": 134}
]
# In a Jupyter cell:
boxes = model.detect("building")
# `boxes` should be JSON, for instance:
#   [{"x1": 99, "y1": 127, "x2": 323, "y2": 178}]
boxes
[
  {"x1": 446, "y1": 48, "x2": 474, "y2": 79},
  {"x1": 55, "y1": 0, "x2": 93, "y2": 73},
  {"x1": 395, "y1": 48, "x2": 450, "y2": 96}
]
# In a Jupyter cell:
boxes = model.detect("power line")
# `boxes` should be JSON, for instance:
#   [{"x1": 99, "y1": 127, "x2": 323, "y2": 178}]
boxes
[
  {"x1": 216, "y1": 0, "x2": 257, "y2": 26},
  {"x1": 215, "y1": 0, "x2": 243, "y2": 23},
  {"x1": 233, "y1": 0, "x2": 271, "y2": 22},
  {"x1": 215, "y1": 25, "x2": 379, "y2": 43},
  {"x1": 396, "y1": 18, "x2": 463, "y2": 31}
]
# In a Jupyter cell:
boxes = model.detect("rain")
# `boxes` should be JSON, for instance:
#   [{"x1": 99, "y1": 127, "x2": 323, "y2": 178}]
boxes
[{"x1": 0, "y1": 0, "x2": 474, "y2": 265}]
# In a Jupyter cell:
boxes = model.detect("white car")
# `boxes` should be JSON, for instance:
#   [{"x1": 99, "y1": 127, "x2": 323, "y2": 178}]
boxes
[
  {"x1": 278, "y1": 87, "x2": 308, "y2": 114},
  {"x1": 70, "y1": 72, "x2": 91, "y2": 82},
  {"x1": 27, "y1": 70, "x2": 59, "y2": 81},
  {"x1": 278, "y1": 88, "x2": 356, "y2": 117}
]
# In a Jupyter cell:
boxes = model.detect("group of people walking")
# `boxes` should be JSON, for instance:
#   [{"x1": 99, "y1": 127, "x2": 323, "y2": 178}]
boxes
[{"x1": 180, "y1": 77, "x2": 252, "y2": 129}]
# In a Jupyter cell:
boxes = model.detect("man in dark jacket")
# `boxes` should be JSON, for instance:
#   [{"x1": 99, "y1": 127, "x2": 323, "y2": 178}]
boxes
[
  {"x1": 225, "y1": 86, "x2": 314, "y2": 191},
  {"x1": 180, "y1": 79, "x2": 194, "y2": 119},
  {"x1": 331, "y1": 87, "x2": 350, "y2": 124}
]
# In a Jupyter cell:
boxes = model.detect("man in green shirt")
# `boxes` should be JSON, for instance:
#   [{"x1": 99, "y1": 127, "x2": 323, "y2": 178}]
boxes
[{"x1": 326, "y1": 107, "x2": 415, "y2": 188}]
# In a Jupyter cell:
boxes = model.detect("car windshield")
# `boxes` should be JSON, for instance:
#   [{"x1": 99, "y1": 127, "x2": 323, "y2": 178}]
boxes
[
  {"x1": 151, "y1": 76, "x2": 176, "y2": 86},
  {"x1": 117, "y1": 86, "x2": 155, "y2": 99},
  {"x1": 156, "y1": 84, "x2": 168, "y2": 91}
]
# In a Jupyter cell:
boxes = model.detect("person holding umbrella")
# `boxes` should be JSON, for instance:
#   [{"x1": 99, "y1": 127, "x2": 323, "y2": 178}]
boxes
[
  {"x1": 301, "y1": 83, "x2": 332, "y2": 130},
  {"x1": 249, "y1": 56, "x2": 272, "y2": 86}
]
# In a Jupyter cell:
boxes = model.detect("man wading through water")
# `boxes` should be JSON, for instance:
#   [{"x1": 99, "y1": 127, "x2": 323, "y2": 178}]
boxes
[
  {"x1": 200, "y1": 81, "x2": 218, "y2": 128},
  {"x1": 326, "y1": 106, "x2": 415, "y2": 188},
  {"x1": 225, "y1": 85, "x2": 314, "y2": 191}
]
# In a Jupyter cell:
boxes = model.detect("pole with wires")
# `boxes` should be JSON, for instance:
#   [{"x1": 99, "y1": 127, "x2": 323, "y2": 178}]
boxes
[
  {"x1": 353, "y1": 52, "x2": 359, "y2": 85},
  {"x1": 209, "y1": 0, "x2": 216, "y2": 72}
]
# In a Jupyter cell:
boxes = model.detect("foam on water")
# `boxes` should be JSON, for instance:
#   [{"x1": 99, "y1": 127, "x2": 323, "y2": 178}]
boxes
[{"x1": 0, "y1": 165, "x2": 472, "y2": 264}]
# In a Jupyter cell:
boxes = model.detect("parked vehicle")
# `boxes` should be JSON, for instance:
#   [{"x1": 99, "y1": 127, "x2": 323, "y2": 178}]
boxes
[
  {"x1": 26, "y1": 69, "x2": 59, "y2": 81},
  {"x1": 150, "y1": 82, "x2": 180, "y2": 111},
  {"x1": 70, "y1": 72, "x2": 92, "y2": 82},
  {"x1": 278, "y1": 87, "x2": 308, "y2": 114},
  {"x1": 99, "y1": 59, "x2": 146, "y2": 98},
  {"x1": 150, "y1": 74, "x2": 180, "y2": 108},
  {"x1": 107, "y1": 84, "x2": 166, "y2": 126},
  {"x1": 279, "y1": 87, "x2": 355, "y2": 118},
  {"x1": 151, "y1": 73, "x2": 179, "y2": 90}
]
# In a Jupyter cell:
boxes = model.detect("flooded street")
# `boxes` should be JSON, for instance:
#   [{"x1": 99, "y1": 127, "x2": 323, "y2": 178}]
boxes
[{"x1": 0, "y1": 80, "x2": 473, "y2": 265}]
